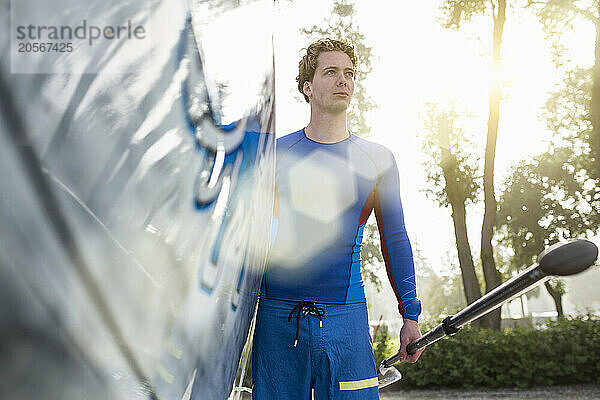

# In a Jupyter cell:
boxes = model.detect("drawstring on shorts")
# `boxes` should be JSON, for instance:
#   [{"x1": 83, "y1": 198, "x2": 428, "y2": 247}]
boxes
[{"x1": 287, "y1": 301, "x2": 326, "y2": 347}]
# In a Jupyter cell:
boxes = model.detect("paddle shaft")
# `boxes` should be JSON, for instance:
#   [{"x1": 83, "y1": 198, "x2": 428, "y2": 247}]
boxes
[
  {"x1": 385, "y1": 262, "x2": 547, "y2": 366},
  {"x1": 382, "y1": 239, "x2": 598, "y2": 367},
  {"x1": 409, "y1": 262, "x2": 546, "y2": 354}
]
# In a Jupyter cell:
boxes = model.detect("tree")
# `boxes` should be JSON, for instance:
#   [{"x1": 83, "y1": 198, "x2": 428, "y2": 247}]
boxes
[
  {"x1": 301, "y1": 0, "x2": 375, "y2": 137},
  {"x1": 497, "y1": 150, "x2": 598, "y2": 316},
  {"x1": 518, "y1": 1, "x2": 600, "y2": 315},
  {"x1": 417, "y1": 253, "x2": 468, "y2": 321},
  {"x1": 497, "y1": 66, "x2": 600, "y2": 316},
  {"x1": 421, "y1": 102, "x2": 484, "y2": 313},
  {"x1": 361, "y1": 216, "x2": 384, "y2": 290},
  {"x1": 545, "y1": 278, "x2": 567, "y2": 317},
  {"x1": 542, "y1": 67, "x2": 600, "y2": 234},
  {"x1": 372, "y1": 322, "x2": 394, "y2": 366},
  {"x1": 441, "y1": 0, "x2": 508, "y2": 329},
  {"x1": 527, "y1": 0, "x2": 600, "y2": 180}
]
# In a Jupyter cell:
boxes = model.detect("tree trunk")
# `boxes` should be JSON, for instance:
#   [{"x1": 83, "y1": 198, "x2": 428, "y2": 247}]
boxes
[
  {"x1": 544, "y1": 280, "x2": 564, "y2": 318},
  {"x1": 449, "y1": 200, "x2": 482, "y2": 306},
  {"x1": 438, "y1": 114, "x2": 483, "y2": 314},
  {"x1": 480, "y1": 0, "x2": 506, "y2": 330}
]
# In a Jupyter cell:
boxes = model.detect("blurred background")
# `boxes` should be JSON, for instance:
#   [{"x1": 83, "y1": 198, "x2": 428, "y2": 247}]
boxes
[
  {"x1": 273, "y1": 0, "x2": 600, "y2": 328},
  {"x1": 273, "y1": 0, "x2": 600, "y2": 395}
]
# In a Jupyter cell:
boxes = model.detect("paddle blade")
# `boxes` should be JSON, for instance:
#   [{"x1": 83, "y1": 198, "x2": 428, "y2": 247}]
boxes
[
  {"x1": 538, "y1": 240, "x2": 598, "y2": 276},
  {"x1": 377, "y1": 364, "x2": 402, "y2": 389}
]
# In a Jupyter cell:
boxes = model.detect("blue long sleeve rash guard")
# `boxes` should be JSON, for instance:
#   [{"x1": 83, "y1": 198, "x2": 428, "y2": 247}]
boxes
[{"x1": 261, "y1": 129, "x2": 421, "y2": 321}]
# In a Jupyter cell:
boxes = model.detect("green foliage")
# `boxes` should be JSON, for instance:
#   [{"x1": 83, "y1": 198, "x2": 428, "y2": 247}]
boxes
[
  {"x1": 361, "y1": 218, "x2": 384, "y2": 290},
  {"x1": 548, "y1": 276, "x2": 566, "y2": 295},
  {"x1": 238, "y1": 334, "x2": 253, "y2": 388},
  {"x1": 440, "y1": 0, "x2": 490, "y2": 30},
  {"x1": 420, "y1": 102, "x2": 482, "y2": 209},
  {"x1": 393, "y1": 316, "x2": 600, "y2": 388},
  {"x1": 527, "y1": 1, "x2": 600, "y2": 179},
  {"x1": 372, "y1": 323, "x2": 395, "y2": 366},
  {"x1": 528, "y1": 0, "x2": 599, "y2": 67},
  {"x1": 496, "y1": 19, "x2": 599, "y2": 318},
  {"x1": 496, "y1": 142, "x2": 598, "y2": 316},
  {"x1": 544, "y1": 67, "x2": 592, "y2": 157},
  {"x1": 543, "y1": 67, "x2": 598, "y2": 189},
  {"x1": 417, "y1": 257, "x2": 467, "y2": 322},
  {"x1": 419, "y1": 102, "x2": 484, "y2": 319},
  {"x1": 300, "y1": 0, "x2": 375, "y2": 137},
  {"x1": 497, "y1": 148, "x2": 599, "y2": 268}
]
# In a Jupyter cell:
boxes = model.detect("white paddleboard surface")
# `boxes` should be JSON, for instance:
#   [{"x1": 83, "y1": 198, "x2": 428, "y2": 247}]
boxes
[{"x1": 0, "y1": 0, "x2": 275, "y2": 399}]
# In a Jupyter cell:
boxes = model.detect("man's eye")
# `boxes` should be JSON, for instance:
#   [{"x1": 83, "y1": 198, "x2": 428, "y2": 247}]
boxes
[
  {"x1": 345, "y1": 72, "x2": 354, "y2": 78},
  {"x1": 326, "y1": 70, "x2": 335, "y2": 75}
]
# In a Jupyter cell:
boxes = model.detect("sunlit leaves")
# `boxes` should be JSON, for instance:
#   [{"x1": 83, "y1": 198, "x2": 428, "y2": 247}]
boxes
[
  {"x1": 360, "y1": 218, "x2": 384, "y2": 290},
  {"x1": 440, "y1": 0, "x2": 490, "y2": 30},
  {"x1": 301, "y1": 0, "x2": 375, "y2": 137},
  {"x1": 543, "y1": 67, "x2": 592, "y2": 148},
  {"x1": 421, "y1": 102, "x2": 482, "y2": 208},
  {"x1": 532, "y1": 0, "x2": 599, "y2": 56},
  {"x1": 528, "y1": 0, "x2": 600, "y2": 181},
  {"x1": 497, "y1": 148, "x2": 599, "y2": 269},
  {"x1": 332, "y1": 1, "x2": 353, "y2": 17},
  {"x1": 498, "y1": 53, "x2": 600, "y2": 274},
  {"x1": 497, "y1": 145, "x2": 594, "y2": 314},
  {"x1": 419, "y1": 264, "x2": 468, "y2": 319}
]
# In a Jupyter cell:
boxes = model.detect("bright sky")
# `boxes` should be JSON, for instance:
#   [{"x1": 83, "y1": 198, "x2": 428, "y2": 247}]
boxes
[{"x1": 272, "y1": 0, "x2": 597, "y2": 275}]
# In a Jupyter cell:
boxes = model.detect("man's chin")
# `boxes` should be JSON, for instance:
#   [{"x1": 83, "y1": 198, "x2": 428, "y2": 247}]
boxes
[{"x1": 326, "y1": 103, "x2": 350, "y2": 115}]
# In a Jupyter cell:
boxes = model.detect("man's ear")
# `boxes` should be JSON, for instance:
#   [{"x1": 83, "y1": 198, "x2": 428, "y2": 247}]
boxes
[{"x1": 303, "y1": 81, "x2": 312, "y2": 99}]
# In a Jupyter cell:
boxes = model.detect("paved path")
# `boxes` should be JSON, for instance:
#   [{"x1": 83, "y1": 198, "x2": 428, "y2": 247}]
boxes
[
  {"x1": 185, "y1": 384, "x2": 600, "y2": 399},
  {"x1": 380, "y1": 385, "x2": 600, "y2": 399}
]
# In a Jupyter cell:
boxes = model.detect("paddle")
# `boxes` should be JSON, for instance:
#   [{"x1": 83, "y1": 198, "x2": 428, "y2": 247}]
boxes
[{"x1": 378, "y1": 239, "x2": 599, "y2": 389}]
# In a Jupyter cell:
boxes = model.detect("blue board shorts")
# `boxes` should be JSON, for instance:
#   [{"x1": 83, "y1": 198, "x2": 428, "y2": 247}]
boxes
[{"x1": 252, "y1": 298, "x2": 380, "y2": 400}]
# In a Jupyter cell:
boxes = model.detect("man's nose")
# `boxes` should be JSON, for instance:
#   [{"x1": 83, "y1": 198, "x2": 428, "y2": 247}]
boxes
[{"x1": 337, "y1": 73, "x2": 347, "y2": 85}]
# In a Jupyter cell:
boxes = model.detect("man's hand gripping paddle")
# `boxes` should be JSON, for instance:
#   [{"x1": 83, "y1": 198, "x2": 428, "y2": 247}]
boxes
[{"x1": 377, "y1": 239, "x2": 599, "y2": 389}]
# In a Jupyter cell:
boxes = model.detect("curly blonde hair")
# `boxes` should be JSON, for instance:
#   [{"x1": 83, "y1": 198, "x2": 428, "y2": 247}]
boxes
[{"x1": 296, "y1": 38, "x2": 358, "y2": 103}]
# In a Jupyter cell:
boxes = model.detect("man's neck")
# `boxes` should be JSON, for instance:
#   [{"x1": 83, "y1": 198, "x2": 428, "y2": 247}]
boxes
[{"x1": 304, "y1": 112, "x2": 349, "y2": 144}]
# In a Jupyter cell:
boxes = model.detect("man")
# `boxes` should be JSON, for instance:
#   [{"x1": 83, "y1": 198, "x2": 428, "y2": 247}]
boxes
[{"x1": 252, "y1": 38, "x2": 423, "y2": 400}]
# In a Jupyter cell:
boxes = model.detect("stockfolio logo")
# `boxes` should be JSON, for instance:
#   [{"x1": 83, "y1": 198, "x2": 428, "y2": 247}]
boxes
[{"x1": 10, "y1": 0, "x2": 152, "y2": 74}]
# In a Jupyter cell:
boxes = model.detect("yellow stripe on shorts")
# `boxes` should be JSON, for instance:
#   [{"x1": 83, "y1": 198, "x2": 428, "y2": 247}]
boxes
[{"x1": 339, "y1": 377, "x2": 379, "y2": 391}]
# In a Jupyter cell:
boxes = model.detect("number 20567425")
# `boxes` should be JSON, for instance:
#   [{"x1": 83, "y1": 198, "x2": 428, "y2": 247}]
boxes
[{"x1": 18, "y1": 42, "x2": 73, "y2": 53}]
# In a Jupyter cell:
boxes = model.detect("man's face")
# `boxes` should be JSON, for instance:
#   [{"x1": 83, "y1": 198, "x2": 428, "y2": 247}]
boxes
[{"x1": 303, "y1": 51, "x2": 355, "y2": 115}]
